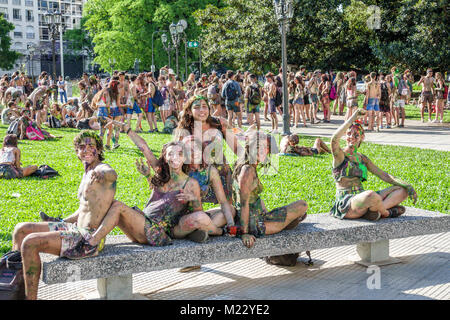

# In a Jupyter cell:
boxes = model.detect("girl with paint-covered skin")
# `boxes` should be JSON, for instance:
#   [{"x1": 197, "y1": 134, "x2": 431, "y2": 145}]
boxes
[
  {"x1": 330, "y1": 108, "x2": 418, "y2": 221},
  {"x1": 85, "y1": 121, "x2": 224, "y2": 248},
  {"x1": 232, "y1": 131, "x2": 308, "y2": 248}
]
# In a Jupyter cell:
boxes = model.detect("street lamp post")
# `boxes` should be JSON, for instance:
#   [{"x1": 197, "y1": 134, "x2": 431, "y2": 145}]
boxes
[
  {"x1": 273, "y1": 0, "x2": 294, "y2": 136},
  {"x1": 27, "y1": 44, "x2": 35, "y2": 81},
  {"x1": 44, "y1": 10, "x2": 62, "y2": 81},
  {"x1": 161, "y1": 33, "x2": 172, "y2": 69},
  {"x1": 108, "y1": 58, "x2": 116, "y2": 76},
  {"x1": 168, "y1": 20, "x2": 188, "y2": 79}
]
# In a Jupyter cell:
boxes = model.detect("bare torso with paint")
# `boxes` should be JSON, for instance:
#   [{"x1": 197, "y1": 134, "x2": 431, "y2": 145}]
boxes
[{"x1": 76, "y1": 163, "x2": 117, "y2": 230}]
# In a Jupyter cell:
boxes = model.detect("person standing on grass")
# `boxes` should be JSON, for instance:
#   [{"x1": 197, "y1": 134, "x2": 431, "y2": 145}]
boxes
[
  {"x1": 57, "y1": 76, "x2": 67, "y2": 104},
  {"x1": 263, "y1": 74, "x2": 271, "y2": 121},
  {"x1": 433, "y1": 72, "x2": 446, "y2": 123},
  {"x1": 10, "y1": 130, "x2": 117, "y2": 300},
  {"x1": 365, "y1": 72, "x2": 381, "y2": 132},
  {"x1": 125, "y1": 74, "x2": 144, "y2": 133},
  {"x1": 221, "y1": 70, "x2": 242, "y2": 129},
  {"x1": 417, "y1": 68, "x2": 435, "y2": 123},
  {"x1": 330, "y1": 108, "x2": 417, "y2": 221},
  {"x1": 0, "y1": 134, "x2": 38, "y2": 179},
  {"x1": 141, "y1": 73, "x2": 158, "y2": 133}
]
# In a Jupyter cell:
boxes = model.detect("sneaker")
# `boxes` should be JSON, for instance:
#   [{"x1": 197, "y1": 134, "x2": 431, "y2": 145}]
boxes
[
  {"x1": 421, "y1": 118, "x2": 425, "y2": 123},
  {"x1": 386, "y1": 125, "x2": 391, "y2": 129},
  {"x1": 375, "y1": 127, "x2": 379, "y2": 132},
  {"x1": 148, "y1": 130, "x2": 154, "y2": 133},
  {"x1": 186, "y1": 230, "x2": 209, "y2": 243},
  {"x1": 428, "y1": 118, "x2": 432, "y2": 122},
  {"x1": 431, "y1": 119, "x2": 437, "y2": 123},
  {"x1": 379, "y1": 125, "x2": 384, "y2": 129},
  {"x1": 399, "y1": 124, "x2": 404, "y2": 128},
  {"x1": 439, "y1": 120, "x2": 443, "y2": 123},
  {"x1": 154, "y1": 128, "x2": 159, "y2": 133},
  {"x1": 112, "y1": 144, "x2": 120, "y2": 149},
  {"x1": 105, "y1": 145, "x2": 111, "y2": 150}
]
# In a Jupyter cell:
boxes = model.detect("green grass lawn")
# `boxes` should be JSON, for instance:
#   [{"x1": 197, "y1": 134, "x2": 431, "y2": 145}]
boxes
[{"x1": 0, "y1": 121, "x2": 449, "y2": 254}]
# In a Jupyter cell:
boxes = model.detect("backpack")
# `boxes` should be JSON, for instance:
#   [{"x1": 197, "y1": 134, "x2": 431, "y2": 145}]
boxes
[
  {"x1": 0, "y1": 251, "x2": 25, "y2": 300},
  {"x1": 274, "y1": 87, "x2": 282, "y2": 106},
  {"x1": 31, "y1": 165, "x2": 60, "y2": 179},
  {"x1": 329, "y1": 83, "x2": 337, "y2": 100},
  {"x1": 264, "y1": 251, "x2": 313, "y2": 267},
  {"x1": 7, "y1": 119, "x2": 20, "y2": 135},
  {"x1": 47, "y1": 115, "x2": 61, "y2": 128},
  {"x1": 225, "y1": 81, "x2": 238, "y2": 101},
  {"x1": 249, "y1": 83, "x2": 262, "y2": 105},
  {"x1": 149, "y1": 83, "x2": 164, "y2": 107}
]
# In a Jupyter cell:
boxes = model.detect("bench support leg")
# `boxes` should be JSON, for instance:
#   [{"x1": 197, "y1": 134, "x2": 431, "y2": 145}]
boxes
[
  {"x1": 97, "y1": 275, "x2": 133, "y2": 300},
  {"x1": 355, "y1": 239, "x2": 402, "y2": 267}
]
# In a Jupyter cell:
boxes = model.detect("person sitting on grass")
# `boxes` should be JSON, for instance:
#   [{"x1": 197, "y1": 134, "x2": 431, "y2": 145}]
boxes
[
  {"x1": 231, "y1": 130, "x2": 308, "y2": 249},
  {"x1": 279, "y1": 134, "x2": 331, "y2": 156},
  {"x1": 10, "y1": 130, "x2": 117, "y2": 300},
  {"x1": 1, "y1": 101, "x2": 21, "y2": 125},
  {"x1": 0, "y1": 134, "x2": 38, "y2": 179},
  {"x1": 82, "y1": 121, "x2": 225, "y2": 250},
  {"x1": 330, "y1": 108, "x2": 418, "y2": 221}
]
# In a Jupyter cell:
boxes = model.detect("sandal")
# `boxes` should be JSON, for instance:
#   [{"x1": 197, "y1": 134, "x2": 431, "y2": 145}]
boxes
[
  {"x1": 387, "y1": 205, "x2": 406, "y2": 218},
  {"x1": 39, "y1": 211, "x2": 63, "y2": 222},
  {"x1": 362, "y1": 210, "x2": 381, "y2": 221},
  {"x1": 186, "y1": 230, "x2": 209, "y2": 243}
]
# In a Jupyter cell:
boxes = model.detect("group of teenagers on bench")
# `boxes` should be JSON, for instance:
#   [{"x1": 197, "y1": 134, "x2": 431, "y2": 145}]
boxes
[{"x1": 1, "y1": 95, "x2": 417, "y2": 300}]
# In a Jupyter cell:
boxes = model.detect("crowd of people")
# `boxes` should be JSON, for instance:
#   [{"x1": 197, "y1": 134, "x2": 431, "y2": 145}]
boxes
[{"x1": 0, "y1": 63, "x2": 444, "y2": 300}]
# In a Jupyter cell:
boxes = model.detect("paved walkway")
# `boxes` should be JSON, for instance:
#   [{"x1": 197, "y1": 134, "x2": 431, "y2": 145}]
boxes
[
  {"x1": 38, "y1": 232, "x2": 450, "y2": 300},
  {"x1": 257, "y1": 114, "x2": 450, "y2": 152}
]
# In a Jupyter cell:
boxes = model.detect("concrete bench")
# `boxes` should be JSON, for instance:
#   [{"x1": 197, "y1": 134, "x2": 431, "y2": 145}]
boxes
[{"x1": 40, "y1": 207, "x2": 449, "y2": 300}]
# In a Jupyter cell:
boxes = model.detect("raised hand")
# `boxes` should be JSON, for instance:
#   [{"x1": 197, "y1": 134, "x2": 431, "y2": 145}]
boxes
[{"x1": 135, "y1": 158, "x2": 151, "y2": 177}]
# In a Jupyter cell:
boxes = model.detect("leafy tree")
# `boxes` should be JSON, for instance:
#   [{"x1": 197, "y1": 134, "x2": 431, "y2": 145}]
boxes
[
  {"x1": 83, "y1": 0, "x2": 219, "y2": 74},
  {"x1": 0, "y1": 15, "x2": 20, "y2": 70},
  {"x1": 63, "y1": 17, "x2": 94, "y2": 57}
]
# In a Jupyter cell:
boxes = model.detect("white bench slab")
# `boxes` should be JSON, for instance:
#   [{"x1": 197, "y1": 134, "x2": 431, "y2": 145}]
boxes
[{"x1": 40, "y1": 207, "x2": 450, "y2": 299}]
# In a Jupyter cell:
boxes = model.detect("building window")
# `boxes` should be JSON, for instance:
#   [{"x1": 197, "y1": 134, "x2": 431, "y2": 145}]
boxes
[
  {"x1": 26, "y1": 9, "x2": 34, "y2": 22},
  {"x1": 14, "y1": 31, "x2": 23, "y2": 38},
  {"x1": 14, "y1": 42, "x2": 23, "y2": 48},
  {"x1": 39, "y1": 27, "x2": 48, "y2": 40},
  {"x1": 25, "y1": 0, "x2": 33, "y2": 6},
  {"x1": 0, "y1": 0, "x2": 8, "y2": 5},
  {"x1": 38, "y1": 0, "x2": 47, "y2": 11},
  {"x1": 12, "y1": 0, "x2": 21, "y2": 5},
  {"x1": 13, "y1": 8, "x2": 21, "y2": 20},
  {"x1": 0, "y1": 7, "x2": 8, "y2": 19}
]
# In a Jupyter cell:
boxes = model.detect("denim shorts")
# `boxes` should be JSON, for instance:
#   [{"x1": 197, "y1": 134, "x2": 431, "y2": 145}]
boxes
[
  {"x1": 126, "y1": 101, "x2": 142, "y2": 115},
  {"x1": 366, "y1": 98, "x2": 380, "y2": 112}
]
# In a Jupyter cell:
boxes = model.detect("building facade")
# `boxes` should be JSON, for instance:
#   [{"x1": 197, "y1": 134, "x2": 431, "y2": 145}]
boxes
[{"x1": 0, "y1": 0, "x2": 86, "y2": 79}]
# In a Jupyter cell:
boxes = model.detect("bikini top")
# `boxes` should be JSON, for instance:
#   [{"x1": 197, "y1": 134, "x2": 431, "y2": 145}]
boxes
[{"x1": 332, "y1": 153, "x2": 368, "y2": 183}]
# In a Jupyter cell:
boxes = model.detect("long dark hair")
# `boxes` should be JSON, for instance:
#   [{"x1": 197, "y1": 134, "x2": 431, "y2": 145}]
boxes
[
  {"x1": 150, "y1": 142, "x2": 190, "y2": 188},
  {"x1": 176, "y1": 96, "x2": 221, "y2": 138}
]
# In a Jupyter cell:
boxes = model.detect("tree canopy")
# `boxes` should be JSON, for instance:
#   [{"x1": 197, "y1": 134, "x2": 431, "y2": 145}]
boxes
[{"x1": 0, "y1": 16, "x2": 20, "y2": 70}]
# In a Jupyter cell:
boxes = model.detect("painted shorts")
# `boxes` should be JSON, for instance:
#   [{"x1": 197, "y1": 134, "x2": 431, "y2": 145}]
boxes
[
  {"x1": 48, "y1": 222, "x2": 104, "y2": 259},
  {"x1": 422, "y1": 91, "x2": 434, "y2": 104},
  {"x1": 330, "y1": 187, "x2": 382, "y2": 220},
  {"x1": 235, "y1": 198, "x2": 288, "y2": 237},
  {"x1": 0, "y1": 164, "x2": 22, "y2": 179},
  {"x1": 247, "y1": 103, "x2": 260, "y2": 113},
  {"x1": 97, "y1": 106, "x2": 109, "y2": 118},
  {"x1": 132, "y1": 206, "x2": 177, "y2": 247}
]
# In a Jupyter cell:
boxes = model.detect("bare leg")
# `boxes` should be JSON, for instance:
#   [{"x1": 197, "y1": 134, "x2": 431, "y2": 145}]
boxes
[
  {"x1": 21, "y1": 231, "x2": 62, "y2": 300},
  {"x1": 265, "y1": 200, "x2": 308, "y2": 235},
  {"x1": 345, "y1": 190, "x2": 389, "y2": 219},
  {"x1": 12, "y1": 222, "x2": 51, "y2": 251},
  {"x1": 22, "y1": 165, "x2": 38, "y2": 177},
  {"x1": 173, "y1": 211, "x2": 223, "y2": 238}
]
